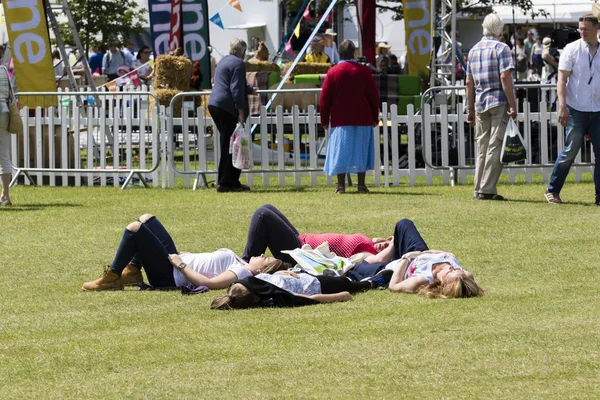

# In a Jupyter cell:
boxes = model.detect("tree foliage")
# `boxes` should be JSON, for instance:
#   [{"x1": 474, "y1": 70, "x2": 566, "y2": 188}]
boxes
[
  {"x1": 286, "y1": 0, "x2": 550, "y2": 22},
  {"x1": 56, "y1": 0, "x2": 147, "y2": 53}
]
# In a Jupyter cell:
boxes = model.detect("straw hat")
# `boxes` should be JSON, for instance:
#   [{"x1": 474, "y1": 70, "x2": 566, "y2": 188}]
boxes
[
  {"x1": 324, "y1": 28, "x2": 337, "y2": 36},
  {"x1": 377, "y1": 42, "x2": 391, "y2": 49},
  {"x1": 543, "y1": 37, "x2": 552, "y2": 48}
]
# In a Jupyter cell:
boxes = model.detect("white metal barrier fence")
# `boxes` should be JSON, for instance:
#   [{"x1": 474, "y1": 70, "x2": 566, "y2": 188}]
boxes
[
  {"x1": 10, "y1": 84, "x2": 595, "y2": 189},
  {"x1": 11, "y1": 91, "x2": 162, "y2": 189}
]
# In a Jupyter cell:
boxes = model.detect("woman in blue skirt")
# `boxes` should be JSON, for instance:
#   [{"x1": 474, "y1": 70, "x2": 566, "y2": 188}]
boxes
[{"x1": 320, "y1": 40, "x2": 380, "y2": 193}]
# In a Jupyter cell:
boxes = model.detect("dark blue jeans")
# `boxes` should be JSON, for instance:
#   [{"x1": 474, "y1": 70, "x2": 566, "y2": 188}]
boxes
[
  {"x1": 348, "y1": 219, "x2": 429, "y2": 281},
  {"x1": 109, "y1": 216, "x2": 177, "y2": 287},
  {"x1": 242, "y1": 204, "x2": 302, "y2": 264},
  {"x1": 548, "y1": 106, "x2": 600, "y2": 196}
]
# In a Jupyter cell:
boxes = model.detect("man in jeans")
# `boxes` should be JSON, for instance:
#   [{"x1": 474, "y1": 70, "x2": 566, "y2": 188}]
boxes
[
  {"x1": 545, "y1": 14, "x2": 600, "y2": 205},
  {"x1": 466, "y1": 13, "x2": 518, "y2": 200}
]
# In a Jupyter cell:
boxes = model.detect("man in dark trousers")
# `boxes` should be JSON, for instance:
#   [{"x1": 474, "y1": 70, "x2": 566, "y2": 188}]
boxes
[{"x1": 208, "y1": 38, "x2": 255, "y2": 192}]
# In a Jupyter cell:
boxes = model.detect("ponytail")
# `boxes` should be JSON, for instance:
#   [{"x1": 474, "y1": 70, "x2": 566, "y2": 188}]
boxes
[{"x1": 210, "y1": 283, "x2": 260, "y2": 310}]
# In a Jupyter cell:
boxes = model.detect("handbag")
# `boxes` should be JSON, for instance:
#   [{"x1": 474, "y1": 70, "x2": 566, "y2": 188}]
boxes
[
  {"x1": 2, "y1": 66, "x2": 23, "y2": 135},
  {"x1": 501, "y1": 118, "x2": 527, "y2": 163},
  {"x1": 229, "y1": 123, "x2": 251, "y2": 170}
]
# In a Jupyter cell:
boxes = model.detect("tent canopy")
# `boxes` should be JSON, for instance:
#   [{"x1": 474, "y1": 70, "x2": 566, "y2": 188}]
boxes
[{"x1": 493, "y1": 1, "x2": 592, "y2": 24}]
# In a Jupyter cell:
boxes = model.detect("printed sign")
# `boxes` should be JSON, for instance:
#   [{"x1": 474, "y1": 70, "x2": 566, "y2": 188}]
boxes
[
  {"x1": 184, "y1": 0, "x2": 211, "y2": 88},
  {"x1": 402, "y1": 0, "x2": 432, "y2": 78}
]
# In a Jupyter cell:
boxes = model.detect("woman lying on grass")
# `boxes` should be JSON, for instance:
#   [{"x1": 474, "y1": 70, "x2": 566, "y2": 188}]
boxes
[
  {"x1": 82, "y1": 214, "x2": 290, "y2": 291},
  {"x1": 210, "y1": 269, "x2": 392, "y2": 310},
  {"x1": 243, "y1": 204, "x2": 393, "y2": 265},
  {"x1": 349, "y1": 219, "x2": 485, "y2": 299}
]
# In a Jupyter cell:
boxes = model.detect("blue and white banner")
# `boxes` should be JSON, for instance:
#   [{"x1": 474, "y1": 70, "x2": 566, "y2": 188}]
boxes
[{"x1": 210, "y1": 12, "x2": 224, "y2": 30}]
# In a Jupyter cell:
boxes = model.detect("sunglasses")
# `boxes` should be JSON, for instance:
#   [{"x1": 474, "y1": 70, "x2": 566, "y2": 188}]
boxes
[{"x1": 579, "y1": 16, "x2": 599, "y2": 24}]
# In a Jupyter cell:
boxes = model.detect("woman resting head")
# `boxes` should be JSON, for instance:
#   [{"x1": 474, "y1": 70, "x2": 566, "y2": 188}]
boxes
[
  {"x1": 417, "y1": 263, "x2": 484, "y2": 299},
  {"x1": 211, "y1": 282, "x2": 260, "y2": 310}
]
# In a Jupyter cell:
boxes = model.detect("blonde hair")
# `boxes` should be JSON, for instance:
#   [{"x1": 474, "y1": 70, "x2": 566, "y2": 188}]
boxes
[
  {"x1": 261, "y1": 259, "x2": 293, "y2": 274},
  {"x1": 418, "y1": 275, "x2": 484, "y2": 299},
  {"x1": 210, "y1": 283, "x2": 260, "y2": 310}
]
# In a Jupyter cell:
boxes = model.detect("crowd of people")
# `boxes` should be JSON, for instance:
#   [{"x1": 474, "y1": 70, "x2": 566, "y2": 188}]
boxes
[{"x1": 82, "y1": 204, "x2": 485, "y2": 308}]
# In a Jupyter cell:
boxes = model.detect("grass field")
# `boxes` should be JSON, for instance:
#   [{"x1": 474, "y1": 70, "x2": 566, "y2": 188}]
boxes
[{"x1": 1, "y1": 176, "x2": 599, "y2": 399}]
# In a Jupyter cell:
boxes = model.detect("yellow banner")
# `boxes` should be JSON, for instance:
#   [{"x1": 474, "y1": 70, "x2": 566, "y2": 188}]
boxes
[
  {"x1": 402, "y1": 0, "x2": 432, "y2": 78},
  {"x1": 3, "y1": 0, "x2": 57, "y2": 107}
]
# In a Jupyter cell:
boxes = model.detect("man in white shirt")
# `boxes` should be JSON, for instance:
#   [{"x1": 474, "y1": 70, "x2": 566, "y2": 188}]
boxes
[
  {"x1": 545, "y1": 14, "x2": 600, "y2": 206},
  {"x1": 122, "y1": 40, "x2": 136, "y2": 67}
]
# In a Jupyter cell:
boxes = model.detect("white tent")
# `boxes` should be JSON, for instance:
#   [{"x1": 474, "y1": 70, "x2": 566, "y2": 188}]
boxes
[{"x1": 493, "y1": 1, "x2": 593, "y2": 24}]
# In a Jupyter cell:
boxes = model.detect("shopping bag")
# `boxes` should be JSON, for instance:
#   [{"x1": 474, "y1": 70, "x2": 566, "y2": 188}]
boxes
[
  {"x1": 229, "y1": 123, "x2": 251, "y2": 169},
  {"x1": 500, "y1": 118, "x2": 526, "y2": 163}
]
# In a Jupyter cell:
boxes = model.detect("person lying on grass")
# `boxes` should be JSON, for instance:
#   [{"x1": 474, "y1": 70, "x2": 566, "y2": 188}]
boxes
[
  {"x1": 348, "y1": 219, "x2": 485, "y2": 299},
  {"x1": 82, "y1": 214, "x2": 291, "y2": 291},
  {"x1": 242, "y1": 204, "x2": 393, "y2": 266},
  {"x1": 210, "y1": 269, "x2": 393, "y2": 310}
]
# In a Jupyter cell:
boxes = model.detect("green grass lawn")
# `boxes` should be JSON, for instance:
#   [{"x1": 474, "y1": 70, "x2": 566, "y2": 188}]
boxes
[{"x1": 1, "y1": 176, "x2": 599, "y2": 399}]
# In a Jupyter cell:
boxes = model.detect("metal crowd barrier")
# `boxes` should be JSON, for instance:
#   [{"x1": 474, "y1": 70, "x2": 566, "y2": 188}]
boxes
[{"x1": 10, "y1": 91, "x2": 162, "y2": 190}]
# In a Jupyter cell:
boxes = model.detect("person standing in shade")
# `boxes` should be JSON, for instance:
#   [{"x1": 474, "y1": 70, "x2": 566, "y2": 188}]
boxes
[
  {"x1": 545, "y1": 14, "x2": 600, "y2": 205},
  {"x1": 102, "y1": 40, "x2": 127, "y2": 81},
  {"x1": 320, "y1": 40, "x2": 380, "y2": 194},
  {"x1": 322, "y1": 28, "x2": 340, "y2": 64},
  {"x1": 466, "y1": 13, "x2": 517, "y2": 201},
  {"x1": 208, "y1": 38, "x2": 256, "y2": 192}
]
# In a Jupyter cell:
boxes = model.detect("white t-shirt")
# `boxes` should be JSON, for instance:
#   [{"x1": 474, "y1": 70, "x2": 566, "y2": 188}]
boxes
[
  {"x1": 385, "y1": 252, "x2": 463, "y2": 283},
  {"x1": 173, "y1": 248, "x2": 249, "y2": 287},
  {"x1": 559, "y1": 39, "x2": 600, "y2": 112}
]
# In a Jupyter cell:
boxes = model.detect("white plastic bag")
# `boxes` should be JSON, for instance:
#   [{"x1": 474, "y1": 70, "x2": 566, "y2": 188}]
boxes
[
  {"x1": 500, "y1": 118, "x2": 527, "y2": 164},
  {"x1": 229, "y1": 123, "x2": 250, "y2": 169}
]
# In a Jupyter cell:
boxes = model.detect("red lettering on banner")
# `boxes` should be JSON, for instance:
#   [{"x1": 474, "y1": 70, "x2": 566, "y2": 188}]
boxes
[{"x1": 169, "y1": 0, "x2": 182, "y2": 51}]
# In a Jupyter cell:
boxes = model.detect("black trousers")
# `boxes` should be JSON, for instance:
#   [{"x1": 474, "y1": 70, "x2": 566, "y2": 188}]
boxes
[
  {"x1": 208, "y1": 105, "x2": 241, "y2": 187},
  {"x1": 242, "y1": 204, "x2": 301, "y2": 264},
  {"x1": 316, "y1": 275, "x2": 371, "y2": 294}
]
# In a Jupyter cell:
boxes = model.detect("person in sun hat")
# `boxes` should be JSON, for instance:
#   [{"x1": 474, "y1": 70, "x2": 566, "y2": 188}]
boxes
[
  {"x1": 305, "y1": 36, "x2": 331, "y2": 64},
  {"x1": 322, "y1": 28, "x2": 340, "y2": 64},
  {"x1": 375, "y1": 42, "x2": 392, "y2": 66}
]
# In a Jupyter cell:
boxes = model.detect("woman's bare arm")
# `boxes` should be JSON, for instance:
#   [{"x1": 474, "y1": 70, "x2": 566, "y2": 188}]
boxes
[{"x1": 297, "y1": 292, "x2": 352, "y2": 303}]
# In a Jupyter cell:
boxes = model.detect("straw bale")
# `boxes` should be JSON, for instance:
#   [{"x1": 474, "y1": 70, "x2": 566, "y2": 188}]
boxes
[
  {"x1": 150, "y1": 88, "x2": 182, "y2": 117},
  {"x1": 245, "y1": 61, "x2": 280, "y2": 73},
  {"x1": 267, "y1": 83, "x2": 320, "y2": 112},
  {"x1": 283, "y1": 62, "x2": 331, "y2": 79},
  {"x1": 153, "y1": 55, "x2": 192, "y2": 91}
]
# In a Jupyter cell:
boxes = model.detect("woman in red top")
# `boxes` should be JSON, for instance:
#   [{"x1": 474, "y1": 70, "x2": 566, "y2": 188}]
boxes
[
  {"x1": 242, "y1": 204, "x2": 391, "y2": 265},
  {"x1": 320, "y1": 40, "x2": 380, "y2": 194}
]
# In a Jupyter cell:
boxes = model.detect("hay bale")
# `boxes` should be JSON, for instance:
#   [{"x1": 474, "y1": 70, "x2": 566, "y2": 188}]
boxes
[
  {"x1": 268, "y1": 83, "x2": 320, "y2": 112},
  {"x1": 283, "y1": 62, "x2": 331, "y2": 80},
  {"x1": 153, "y1": 55, "x2": 192, "y2": 91},
  {"x1": 194, "y1": 89, "x2": 212, "y2": 118},
  {"x1": 150, "y1": 88, "x2": 183, "y2": 117},
  {"x1": 245, "y1": 61, "x2": 280, "y2": 73}
]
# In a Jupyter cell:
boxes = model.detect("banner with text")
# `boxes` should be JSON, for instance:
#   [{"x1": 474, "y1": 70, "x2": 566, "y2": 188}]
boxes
[
  {"x1": 149, "y1": 0, "x2": 172, "y2": 56},
  {"x1": 3, "y1": 0, "x2": 56, "y2": 107},
  {"x1": 402, "y1": 0, "x2": 431, "y2": 78},
  {"x1": 182, "y1": 0, "x2": 211, "y2": 89}
]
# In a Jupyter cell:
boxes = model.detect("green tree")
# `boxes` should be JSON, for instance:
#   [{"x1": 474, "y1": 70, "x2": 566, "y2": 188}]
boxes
[{"x1": 56, "y1": 0, "x2": 147, "y2": 53}]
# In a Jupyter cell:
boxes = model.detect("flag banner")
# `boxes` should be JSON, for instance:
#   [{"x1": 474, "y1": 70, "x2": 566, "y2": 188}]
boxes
[
  {"x1": 294, "y1": 22, "x2": 300, "y2": 38},
  {"x1": 210, "y1": 13, "x2": 224, "y2": 29},
  {"x1": 169, "y1": 0, "x2": 182, "y2": 51},
  {"x1": 402, "y1": 0, "x2": 431, "y2": 77},
  {"x1": 106, "y1": 80, "x2": 118, "y2": 92},
  {"x1": 149, "y1": 0, "x2": 173, "y2": 57},
  {"x1": 228, "y1": 0, "x2": 242, "y2": 12},
  {"x1": 303, "y1": 5, "x2": 311, "y2": 21},
  {"x1": 2, "y1": 0, "x2": 56, "y2": 107},
  {"x1": 183, "y1": 0, "x2": 211, "y2": 88},
  {"x1": 284, "y1": 40, "x2": 293, "y2": 54}
]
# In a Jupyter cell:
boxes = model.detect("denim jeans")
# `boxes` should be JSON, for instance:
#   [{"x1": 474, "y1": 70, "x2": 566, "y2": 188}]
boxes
[
  {"x1": 347, "y1": 219, "x2": 429, "y2": 281},
  {"x1": 242, "y1": 204, "x2": 302, "y2": 264},
  {"x1": 548, "y1": 106, "x2": 600, "y2": 196},
  {"x1": 109, "y1": 216, "x2": 177, "y2": 287}
]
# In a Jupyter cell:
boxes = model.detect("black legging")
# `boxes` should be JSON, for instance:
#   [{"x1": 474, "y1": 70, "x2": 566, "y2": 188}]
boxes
[
  {"x1": 208, "y1": 105, "x2": 242, "y2": 187},
  {"x1": 316, "y1": 275, "x2": 371, "y2": 294},
  {"x1": 243, "y1": 204, "x2": 302, "y2": 264}
]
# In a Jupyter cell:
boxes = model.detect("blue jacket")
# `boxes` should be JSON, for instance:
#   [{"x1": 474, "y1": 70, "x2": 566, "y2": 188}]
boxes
[{"x1": 208, "y1": 54, "x2": 252, "y2": 119}]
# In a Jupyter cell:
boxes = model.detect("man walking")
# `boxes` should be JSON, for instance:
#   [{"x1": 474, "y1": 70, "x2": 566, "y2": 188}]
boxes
[
  {"x1": 466, "y1": 13, "x2": 518, "y2": 200},
  {"x1": 545, "y1": 14, "x2": 600, "y2": 205}
]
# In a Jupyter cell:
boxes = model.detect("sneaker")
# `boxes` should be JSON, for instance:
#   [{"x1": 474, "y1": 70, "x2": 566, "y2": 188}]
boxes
[
  {"x1": 82, "y1": 266, "x2": 123, "y2": 291},
  {"x1": 544, "y1": 190, "x2": 562, "y2": 204},
  {"x1": 370, "y1": 269, "x2": 394, "y2": 289}
]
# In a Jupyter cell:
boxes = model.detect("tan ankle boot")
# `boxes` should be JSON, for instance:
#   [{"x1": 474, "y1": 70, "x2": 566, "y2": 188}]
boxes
[
  {"x1": 82, "y1": 266, "x2": 124, "y2": 291},
  {"x1": 121, "y1": 263, "x2": 144, "y2": 286}
]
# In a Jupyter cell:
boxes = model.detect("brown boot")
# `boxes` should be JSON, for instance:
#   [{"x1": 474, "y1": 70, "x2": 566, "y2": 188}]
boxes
[
  {"x1": 121, "y1": 263, "x2": 144, "y2": 286},
  {"x1": 82, "y1": 266, "x2": 124, "y2": 291}
]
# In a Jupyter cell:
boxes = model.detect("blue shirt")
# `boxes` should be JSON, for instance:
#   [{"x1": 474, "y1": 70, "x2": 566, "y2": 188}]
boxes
[
  {"x1": 88, "y1": 53, "x2": 104, "y2": 75},
  {"x1": 466, "y1": 37, "x2": 514, "y2": 113}
]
